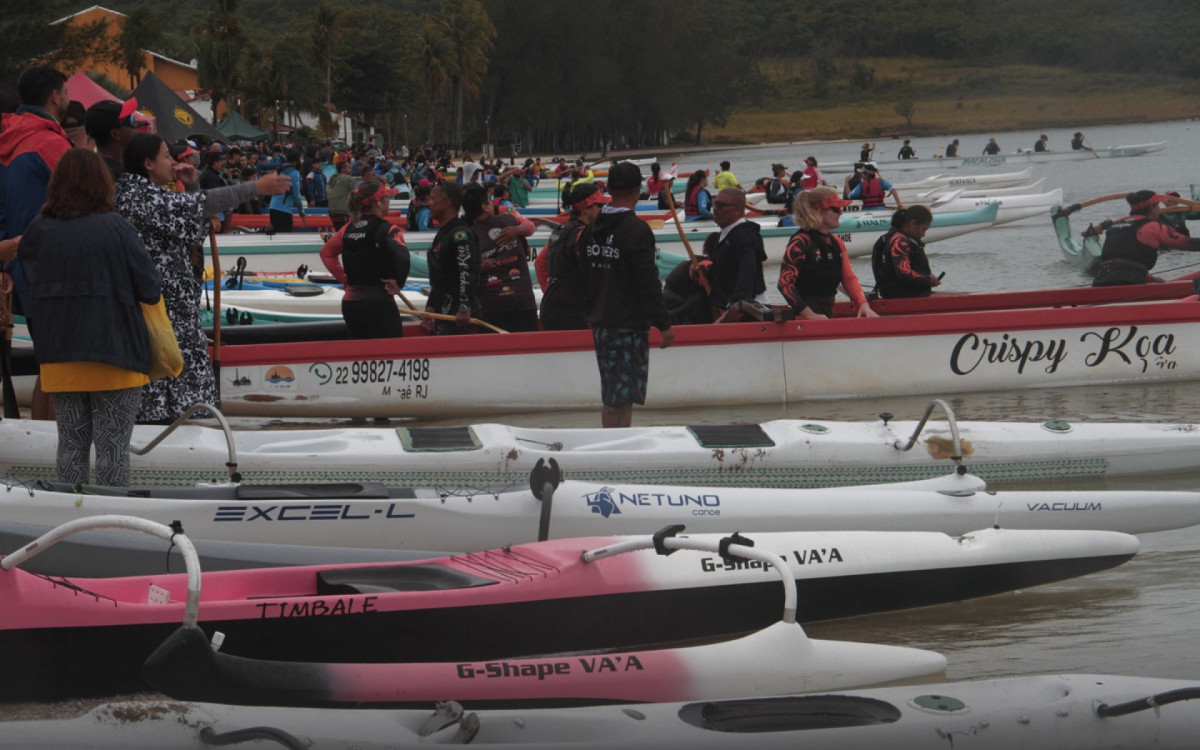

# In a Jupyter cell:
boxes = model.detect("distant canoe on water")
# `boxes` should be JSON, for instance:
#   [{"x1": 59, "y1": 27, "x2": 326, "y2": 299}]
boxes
[{"x1": 819, "y1": 141, "x2": 1167, "y2": 173}]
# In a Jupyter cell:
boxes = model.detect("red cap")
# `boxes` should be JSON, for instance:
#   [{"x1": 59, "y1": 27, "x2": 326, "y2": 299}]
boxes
[{"x1": 119, "y1": 97, "x2": 138, "y2": 119}]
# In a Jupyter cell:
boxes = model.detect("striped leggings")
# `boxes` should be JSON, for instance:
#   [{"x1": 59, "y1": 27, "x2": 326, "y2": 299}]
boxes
[{"x1": 53, "y1": 388, "x2": 142, "y2": 487}]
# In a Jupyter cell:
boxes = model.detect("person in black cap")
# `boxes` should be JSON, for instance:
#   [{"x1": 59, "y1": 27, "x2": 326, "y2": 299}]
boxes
[
  {"x1": 60, "y1": 101, "x2": 88, "y2": 149},
  {"x1": 538, "y1": 181, "x2": 607, "y2": 330},
  {"x1": 1093, "y1": 190, "x2": 1200, "y2": 287},
  {"x1": 85, "y1": 98, "x2": 139, "y2": 181},
  {"x1": 580, "y1": 161, "x2": 673, "y2": 428}
]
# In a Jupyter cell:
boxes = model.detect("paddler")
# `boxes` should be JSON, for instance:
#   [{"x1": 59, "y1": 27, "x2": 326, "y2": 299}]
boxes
[{"x1": 1093, "y1": 190, "x2": 1200, "y2": 287}]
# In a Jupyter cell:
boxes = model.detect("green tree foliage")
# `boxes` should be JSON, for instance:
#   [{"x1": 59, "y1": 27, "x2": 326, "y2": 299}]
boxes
[
  {"x1": 193, "y1": 0, "x2": 246, "y2": 124},
  {"x1": 117, "y1": 4, "x2": 162, "y2": 88}
]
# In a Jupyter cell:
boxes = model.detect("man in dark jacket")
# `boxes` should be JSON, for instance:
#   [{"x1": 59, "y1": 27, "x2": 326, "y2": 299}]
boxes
[
  {"x1": 580, "y1": 161, "x2": 673, "y2": 428},
  {"x1": 709, "y1": 188, "x2": 767, "y2": 309},
  {"x1": 426, "y1": 181, "x2": 480, "y2": 333}
]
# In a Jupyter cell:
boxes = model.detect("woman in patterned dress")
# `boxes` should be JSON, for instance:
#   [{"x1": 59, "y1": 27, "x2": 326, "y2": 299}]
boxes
[{"x1": 114, "y1": 134, "x2": 288, "y2": 423}]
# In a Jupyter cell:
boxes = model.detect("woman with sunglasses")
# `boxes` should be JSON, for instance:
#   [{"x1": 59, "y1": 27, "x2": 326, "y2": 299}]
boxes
[{"x1": 777, "y1": 187, "x2": 878, "y2": 320}]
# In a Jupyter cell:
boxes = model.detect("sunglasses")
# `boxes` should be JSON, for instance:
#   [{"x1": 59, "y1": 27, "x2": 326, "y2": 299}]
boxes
[{"x1": 824, "y1": 205, "x2": 843, "y2": 215}]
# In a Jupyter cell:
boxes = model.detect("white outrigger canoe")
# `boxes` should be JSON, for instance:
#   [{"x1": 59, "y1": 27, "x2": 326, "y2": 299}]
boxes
[
  {"x1": 3, "y1": 403, "x2": 1199, "y2": 488},
  {"x1": 211, "y1": 201, "x2": 1000, "y2": 276},
  {"x1": 819, "y1": 141, "x2": 1168, "y2": 173},
  {"x1": 2, "y1": 467, "x2": 1196, "y2": 552},
  {"x1": 11, "y1": 673, "x2": 1200, "y2": 749}
]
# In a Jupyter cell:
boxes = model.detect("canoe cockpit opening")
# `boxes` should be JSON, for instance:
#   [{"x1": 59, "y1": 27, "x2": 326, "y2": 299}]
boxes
[
  {"x1": 315, "y1": 564, "x2": 498, "y2": 595},
  {"x1": 686, "y1": 424, "x2": 776, "y2": 449},
  {"x1": 678, "y1": 695, "x2": 902, "y2": 732}
]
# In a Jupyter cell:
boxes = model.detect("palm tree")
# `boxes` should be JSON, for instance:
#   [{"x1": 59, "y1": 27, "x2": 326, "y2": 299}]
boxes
[
  {"x1": 117, "y1": 5, "x2": 161, "y2": 89},
  {"x1": 415, "y1": 18, "x2": 449, "y2": 143},
  {"x1": 311, "y1": 1, "x2": 339, "y2": 108},
  {"x1": 194, "y1": 0, "x2": 244, "y2": 124},
  {"x1": 437, "y1": 0, "x2": 495, "y2": 152}
]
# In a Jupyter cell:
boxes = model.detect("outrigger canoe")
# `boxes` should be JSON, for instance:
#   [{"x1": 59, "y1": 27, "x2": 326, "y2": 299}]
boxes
[
  {"x1": 818, "y1": 141, "x2": 1168, "y2": 173},
  {"x1": 0, "y1": 465, "x2": 1194, "y2": 553},
  {"x1": 182, "y1": 294, "x2": 1200, "y2": 418},
  {"x1": 17, "y1": 674, "x2": 1198, "y2": 750},
  {"x1": 5, "y1": 515, "x2": 1140, "y2": 702},
  {"x1": 139, "y1": 527, "x2": 947, "y2": 708},
  {"x1": 5, "y1": 399, "x2": 1200, "y2": 487},
  {"x1": 5, "y1": 281, "x2": 1200, "y2": 418}
]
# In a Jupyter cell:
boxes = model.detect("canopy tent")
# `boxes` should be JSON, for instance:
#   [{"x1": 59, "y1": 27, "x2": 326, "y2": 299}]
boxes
[
  {"x1": 65, "y1": 72, "x2": 156, "y2": 132},
  {"x1": 130, "y1": 71, "x2": 224, "y2": 144},
  {"x1": 217, "y1": 110, "x2": 268, "y2": 142}
]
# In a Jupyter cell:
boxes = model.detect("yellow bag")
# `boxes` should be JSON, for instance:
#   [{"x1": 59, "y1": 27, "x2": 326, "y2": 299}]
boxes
[{"x1": 140, "y1": 297, "x2": 183, "y2": 381}]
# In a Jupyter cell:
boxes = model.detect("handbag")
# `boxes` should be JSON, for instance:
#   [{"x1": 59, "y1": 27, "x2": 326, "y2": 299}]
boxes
[{"x1": 140, "y1": 297, "x2": 183, "y2": 381}]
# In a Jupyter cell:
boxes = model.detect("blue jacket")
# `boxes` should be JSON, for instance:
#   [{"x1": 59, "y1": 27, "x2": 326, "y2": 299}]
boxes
[
  {"x1": 269, "y1": 166, "x2": 305, "y2": 215},
  {"x1": 18, "y1": 211, "x2": 162, "y2": 372},
  {"x1": 0, "y1": 106, "x2": 72, "y2": 297}
]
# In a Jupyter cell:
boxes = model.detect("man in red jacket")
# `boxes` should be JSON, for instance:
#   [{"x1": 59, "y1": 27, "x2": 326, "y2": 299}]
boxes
[{"x1": 0, "y1": 65, "x2": 72, "y2": 421}]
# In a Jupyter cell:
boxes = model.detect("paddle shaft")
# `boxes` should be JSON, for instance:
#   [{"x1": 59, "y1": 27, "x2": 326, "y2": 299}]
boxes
[
  {"x1": 396, "y1": 291, "x2": 508, "y2": 334},
  {"x1": 662, "y1": 185, "x2": 712, "y2": 295}
]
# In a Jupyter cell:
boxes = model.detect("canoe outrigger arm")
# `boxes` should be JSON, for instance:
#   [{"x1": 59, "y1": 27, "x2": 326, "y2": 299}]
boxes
[
  {"x1": 0, "y1": 515, "x2": 201, "y2": 628},
  {"x1": 129, "y1": 403, "x2": 241, "y2": 483},
  {"x1": 890, "y1": 399, "x2": 966, "y2": 475},
  {"x1": 581, "y1": 528, "x2": 798, "y2": 624}
]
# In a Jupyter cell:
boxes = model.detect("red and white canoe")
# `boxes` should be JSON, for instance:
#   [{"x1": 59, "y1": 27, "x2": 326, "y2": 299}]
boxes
[{"x1": 203, "y1": 293, "x2": 1200, "y2": 419}]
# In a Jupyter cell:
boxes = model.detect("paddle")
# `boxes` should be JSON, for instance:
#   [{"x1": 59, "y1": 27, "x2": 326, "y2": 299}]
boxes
[
  {"x1": 1052, "y1": 194, "x2": 1128, "y2": 220},
  {"x1": 662, "y1": 183, "x2": 711, "y2": 296},
  {"x1": 209, "y1": 228, "x2": 223, "y2": 402},
  {"x1": 395, "y1": 290, "x2": 508, "y2": 334}
]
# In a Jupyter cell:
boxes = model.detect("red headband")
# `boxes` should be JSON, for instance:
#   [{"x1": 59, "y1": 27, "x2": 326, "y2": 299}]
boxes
[
  {"x1": 572, "y1": 191, "x2": 610, "y2": 211},
  {"x1": 360, "y1": 184, "x2": 396, "y2": 207},
  {"x1": 1129, "y1": 194, "x2": 1166, "y2": 212},
  {"x1": 812, "y1": 196, "x2": 848, "y2": 212}
]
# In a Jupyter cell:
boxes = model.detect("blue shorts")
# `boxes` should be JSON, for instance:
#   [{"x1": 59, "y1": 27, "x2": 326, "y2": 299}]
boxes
[{"x1": 592, "y1": 327, "x2": 649, "y2": 407}]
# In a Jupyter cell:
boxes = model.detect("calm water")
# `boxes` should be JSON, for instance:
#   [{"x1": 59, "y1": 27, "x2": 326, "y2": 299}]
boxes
[{"x1": 257, "y1": 120, "x2": 1200, "y2": 686}]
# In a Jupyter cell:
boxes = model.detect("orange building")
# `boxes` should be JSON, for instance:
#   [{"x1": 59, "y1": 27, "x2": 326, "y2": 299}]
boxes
[{"x1": 51, "y1": 5, "x2": 199, "y2": 93}]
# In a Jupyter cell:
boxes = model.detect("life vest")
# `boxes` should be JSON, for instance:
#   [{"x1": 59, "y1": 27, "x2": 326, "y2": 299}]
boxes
[
  {"x1": 858, "y1": 177, "x2": 885, "y2": 208},
  {"x1": 766, "y1": 178, "x2": 788, "y2": 204},
  {"x1": 1099, "y1": 218, "x2": 1157, "y2": 272},
  {"x1": 781, "y1": 229, "x2": 845, "y2": 300},
  {"x1": 473, "y1": 214, "x2": 535, "y2": 313},
  {"x1": 871, "y1": 229, "x2": 932, "y2": 299},
  {"x1": 342, "y1": 215, "x2": 399, "y2": 289},
  {"x1": 685, "y1": 185, "x2": 705, "y2": 216}
]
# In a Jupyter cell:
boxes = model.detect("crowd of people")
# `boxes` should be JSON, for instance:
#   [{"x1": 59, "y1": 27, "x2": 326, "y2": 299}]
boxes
[{"x1": 3, "y1": 63, "x2": 1193, "y2": 467}]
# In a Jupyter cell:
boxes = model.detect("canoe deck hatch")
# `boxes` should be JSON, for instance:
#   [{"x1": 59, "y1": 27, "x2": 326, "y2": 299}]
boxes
[
  {"x1": 679, "y1": 695, "x2": 901, "y2": 732},
  {"x1": 686, "y1": 424, "x2": 776, "y2": 449},
  {"x1": 398, "y1": 426, "x2": 482, "y2": 452}
]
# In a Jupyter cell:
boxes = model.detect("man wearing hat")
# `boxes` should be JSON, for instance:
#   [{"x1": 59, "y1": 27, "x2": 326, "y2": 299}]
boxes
[
  {"x1": 580, "y1": 161, "x2": 673, "y2": 428},
  {"x1": 765, "y1": 163, "x2": 790, "y2": 205},
  {"x1": 1093, "y1": 190, "x2": 1200, "y2": 287},
  {"x1": 847, "y1": 161, "x2": 902, "y2": 211},
  {"x1": 85, "y1": 98, "x2": 139, "y2": 180}
]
